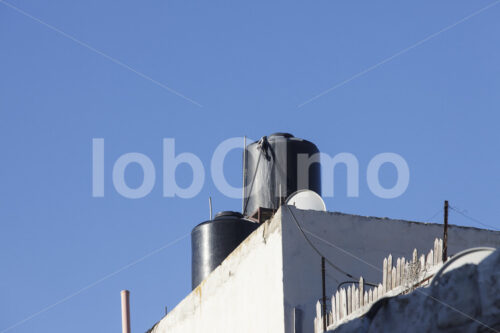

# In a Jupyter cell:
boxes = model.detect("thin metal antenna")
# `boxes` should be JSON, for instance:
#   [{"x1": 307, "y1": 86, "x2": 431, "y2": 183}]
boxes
[
  {"x1": 209, "y1": 197, "x2": 213, "y2": 220},
  {"x1": 242, "y1": 136, "x2": 247, "y2": 214},
  {"x1": 443, "y1": 200, "x2": 449, "y2": 262}
]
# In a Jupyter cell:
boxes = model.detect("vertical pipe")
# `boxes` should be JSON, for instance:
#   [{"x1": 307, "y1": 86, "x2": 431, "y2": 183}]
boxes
[
  {"x1": 292, "y1": 307, "x2": 297, "y2": 333},
  {"x1": 121, "y1": 290, "x2": 131, "y2": 333},
  {"x1": 321, "y1": 257, "x2": 326, "y2": 332},
  {"x1": 443, "y1": 200, "x2": 449, "y2": 262},
  {"x1": 209, "y1": 197, "x2": 213, "y2": 220},
  {"x1": 242, "y1": 136, "x2": 247, "y2": 213}
]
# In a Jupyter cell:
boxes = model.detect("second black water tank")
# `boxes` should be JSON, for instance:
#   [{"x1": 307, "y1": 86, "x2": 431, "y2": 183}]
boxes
[{"x1": 191, "y1": 211, "x2": 259, "y2": 289}]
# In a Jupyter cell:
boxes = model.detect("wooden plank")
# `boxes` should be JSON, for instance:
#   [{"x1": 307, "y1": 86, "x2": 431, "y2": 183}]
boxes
[
  {"x1": 359, "y1": 277, "x2": 364, "y2": 307},
  {"x1": 392, "y1": 267, "x2": 396, "y2": 289},
  {"x1": 316, "y1": 300, "x2": 321, "y2": 322},
  {"x1": 387, "y1": 254, "x2": 392, "y2": 291},
  {"x1": 355, "y1": 289, "x2": 359, "y2": 311},
  {"x1": 335, "y1": 290, "x2": 340, "y2": 322},
  {"x1": 427, "y1": 249, "x2": 434, "y2": 269},
  {"x1": 331, "y1": 294, "x2": 336, "y2": 324},
  {"x1": 434, "y1": 239, "x2": 439, "y2": 265},
  {"x1": 437, "y1": 239, "x2": 443, "y2": 264},
  {"x1": 341, "y1": 288, "x2": 347, "y2": 320},
  {"x1": 383, "y1": 258, "x2": 387, "y2": 292},
  {"x1": 352, "y1": 287, "x2": 356, "y2": 312},
  {"x1": 351, "y1": 284, "x2": 356, "y2": 313},
  {"x1": 401, "y1": 257, "x2": 406, "y2": 282},
  {"x1": 347, "y1": 285, "x2": 352, "y2": 315},
  {"x1": 396, "y1": 258, "x2": 401, "y2": 287}
]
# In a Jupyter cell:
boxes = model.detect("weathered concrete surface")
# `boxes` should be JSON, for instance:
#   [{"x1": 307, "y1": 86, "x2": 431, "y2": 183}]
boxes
[
  {"x1": 149, "y1": 210, "x2": 285, "y2": 333},
  {"x1": 330, "y1": 249, "x2": 500, "y2": 333}
]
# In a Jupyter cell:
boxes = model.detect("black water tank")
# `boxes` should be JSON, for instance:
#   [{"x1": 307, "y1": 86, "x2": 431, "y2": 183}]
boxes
[
  {"x1": 243, "y1": 133, "x2": 321, "y2": 216},
  {"x1": 191, "y1": 211, "x2": 259, "y2": 289}
]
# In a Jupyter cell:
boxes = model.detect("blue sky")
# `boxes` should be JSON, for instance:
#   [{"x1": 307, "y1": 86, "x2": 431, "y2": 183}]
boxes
[{"x1": 1, "y1": 0, "x2": 499, "y2": 332}]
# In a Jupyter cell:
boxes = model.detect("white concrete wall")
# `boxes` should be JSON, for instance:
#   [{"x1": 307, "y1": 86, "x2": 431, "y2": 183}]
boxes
[
  {"x1": 280, "y1": 207, "x2": 500, "y2": 333},
  {"x1": 147, "y1": 207, "x2": 499, "y2": 333},
  {"x1": 150, "y1": 211, "x2": 286, "y2": 333}
]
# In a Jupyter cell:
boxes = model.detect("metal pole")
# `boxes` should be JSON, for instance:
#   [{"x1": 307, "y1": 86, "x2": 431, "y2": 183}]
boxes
[
  {"x1": 443, "y1": 200, "x2": 449, "y2": 262},
  {"x1": 242, "y1": 136, "x2": 247, "y2": 214},
  {"x1": 279, "y1": 184, "x2": 282, "y2": 208},
  {"x1": 121, "y1": 290, "x2": 131, "y2": 333},
  {"x1": 209, "y1": 197, "x2": 213, "y2": 220},
  {"x1": 321, "y1": 257, "x2": 326, "y2": 332}
]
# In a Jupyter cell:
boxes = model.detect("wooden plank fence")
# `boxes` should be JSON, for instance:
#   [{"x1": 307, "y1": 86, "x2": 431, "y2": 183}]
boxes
[{"x1": 314, "y1": 238, "x2": 444, "y2": 333}]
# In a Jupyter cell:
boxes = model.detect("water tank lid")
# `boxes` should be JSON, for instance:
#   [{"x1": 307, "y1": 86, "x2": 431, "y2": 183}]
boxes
[
  {"x1": 214, "y1": 211, "x2": 244, "y2": 219},
  {"x1": 269, "y1": 132, "x2": 294, "y2": 138}
]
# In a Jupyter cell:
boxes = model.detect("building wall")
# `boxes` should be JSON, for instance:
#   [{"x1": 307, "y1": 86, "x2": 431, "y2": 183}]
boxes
[
  {"x1": 280, "y1": 207, "x2": 500, "y2": 333},
  {"x1": 147, "y1": 207, "x2": 500, "y2": 333},
  {"x1": 150, "y1": 211, "x2": 286, "y2": 333}
]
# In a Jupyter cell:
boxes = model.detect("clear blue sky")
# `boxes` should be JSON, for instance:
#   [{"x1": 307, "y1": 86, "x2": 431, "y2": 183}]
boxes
[{"x1": 1, "y1": 0, "x2": 499, "y2": 332}]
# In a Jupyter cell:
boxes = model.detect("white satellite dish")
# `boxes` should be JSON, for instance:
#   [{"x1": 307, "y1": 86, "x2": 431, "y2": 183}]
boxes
[
  {"x1": 285, "y1": 189, "x2": 326, "y2": 211},
  {"x1": 431, "y1": 247, "x2": 495, "y2": 287}
]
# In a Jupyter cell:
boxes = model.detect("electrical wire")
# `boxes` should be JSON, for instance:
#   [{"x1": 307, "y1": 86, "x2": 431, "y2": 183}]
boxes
[
  {"x1": 285, "y1": 204, "x2": 360, "y2": 281},
  {"x1": 425, "y1": 207, "x2": 443, "y2": 222},
  {"x1": 449, "y1": 206, "x2": 498, "y2": 231},
  {"x1": 325, "y1": 271, "x2": 340, "y2": 284}
]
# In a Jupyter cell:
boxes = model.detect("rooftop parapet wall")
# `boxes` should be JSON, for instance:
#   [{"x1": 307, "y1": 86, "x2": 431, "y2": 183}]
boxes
[{"x1": 149, "y1": 210, "x2": 286, "y2": 333}]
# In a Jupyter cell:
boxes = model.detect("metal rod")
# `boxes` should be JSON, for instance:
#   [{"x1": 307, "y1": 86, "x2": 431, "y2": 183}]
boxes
[
  {"x1": 321, "y1": 257, "x2": 326, "y2": 332},
  {"x1": 443, "y1": 200, "x2": 449, "y2": 262},
  {"x1": 336, "y1": 280, "x2": 377, "y2": 291},
  {"x1": 209, "y1": 197, "x2": 213, "y2": 220},
  {"x1": 242, "y1": 136, "x2": 246, "y2": 213},
  {"x1": 121, "y1": 290, "x2": 131, "y2": 333},
  {"x1": 279, "y1": 184, "x2": 282, "y2": 208}
]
